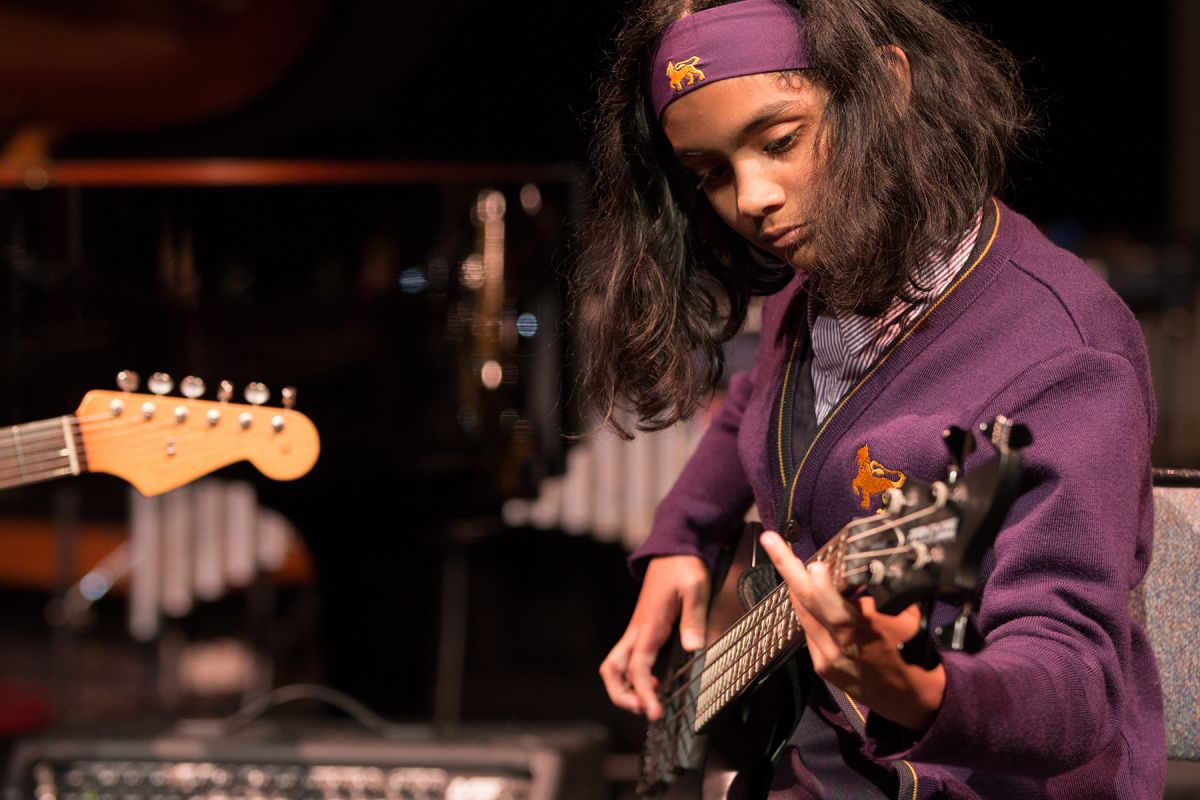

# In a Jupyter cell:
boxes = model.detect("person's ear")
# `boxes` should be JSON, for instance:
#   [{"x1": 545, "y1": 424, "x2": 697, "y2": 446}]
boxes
[{"x1": 881, "y1": 45, "x2": 912, "y2": 113}]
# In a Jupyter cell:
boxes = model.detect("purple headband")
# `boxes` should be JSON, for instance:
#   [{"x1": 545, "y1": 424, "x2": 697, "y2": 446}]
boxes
[{"x1": 647, "y1": 0, "x2": 811, "y2": 119}]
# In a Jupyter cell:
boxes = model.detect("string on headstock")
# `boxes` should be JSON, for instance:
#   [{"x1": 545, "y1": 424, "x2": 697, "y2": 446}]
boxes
[{"x1": 820, "y1": 415, "x2": 1031, "y2": 659}]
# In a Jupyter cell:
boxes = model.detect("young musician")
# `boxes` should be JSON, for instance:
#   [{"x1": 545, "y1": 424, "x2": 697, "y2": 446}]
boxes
[{"x1": 576, "y1": 0, "x2": 1165, "y2": 796}]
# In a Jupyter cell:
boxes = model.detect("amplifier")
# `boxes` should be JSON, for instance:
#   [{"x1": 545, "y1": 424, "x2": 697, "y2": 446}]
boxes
[{"x1": 3, "y1": 718, "x2": 608, "y2": 800}]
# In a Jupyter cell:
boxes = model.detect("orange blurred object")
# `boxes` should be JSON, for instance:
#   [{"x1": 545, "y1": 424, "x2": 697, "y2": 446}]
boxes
[{"x1": 0, "y1": 0, "x2": 326, "y2": 133}]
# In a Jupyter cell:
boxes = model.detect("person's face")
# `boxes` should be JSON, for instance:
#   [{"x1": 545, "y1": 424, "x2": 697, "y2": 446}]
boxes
[{"x1": 662, "y1": 72, "x2": 827, "y2": 270}]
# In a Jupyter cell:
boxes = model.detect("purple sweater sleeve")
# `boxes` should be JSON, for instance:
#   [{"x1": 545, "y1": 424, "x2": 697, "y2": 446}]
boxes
[
  {"x1": 864, "y1": 348, "x2": 1156, "y2": 777},
  {"x1": 628, "y1": 367, "x2": 758, "y2": 578}
]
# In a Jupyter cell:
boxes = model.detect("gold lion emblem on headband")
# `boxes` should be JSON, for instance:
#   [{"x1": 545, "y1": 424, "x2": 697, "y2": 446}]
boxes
[{"x1": 666, "y1": 56, "x2": 706, "y2": 93}]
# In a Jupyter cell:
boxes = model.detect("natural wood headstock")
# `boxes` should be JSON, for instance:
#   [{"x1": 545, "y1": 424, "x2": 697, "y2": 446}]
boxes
[{"x1": 74, "y1": 389, "x2": 320, "y2": 497}]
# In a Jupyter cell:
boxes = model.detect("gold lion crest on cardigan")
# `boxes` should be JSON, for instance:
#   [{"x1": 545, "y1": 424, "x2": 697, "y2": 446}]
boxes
[
  {"x1": 666, "y1": 56, "x2": 706, "y2": 93},
  {"x1": 851, "y1": 444, "x2": 906, "y2": 509}
]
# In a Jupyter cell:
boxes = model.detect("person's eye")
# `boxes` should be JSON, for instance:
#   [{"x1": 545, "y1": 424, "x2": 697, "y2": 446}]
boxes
[
  {"x1": 695, "y1": 164, "x2": 730, "y2": 191},
  {"x1": 764, "y1": 129, "x2": 801, "y2": 155}
]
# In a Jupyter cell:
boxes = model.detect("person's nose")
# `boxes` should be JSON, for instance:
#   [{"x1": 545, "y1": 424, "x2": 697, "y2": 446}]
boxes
[{"x1": 735, "y1": 162, "x2": 785, "y2": 219}]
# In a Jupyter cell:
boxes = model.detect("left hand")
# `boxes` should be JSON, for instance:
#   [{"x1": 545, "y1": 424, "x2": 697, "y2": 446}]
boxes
[{"x1": 759, "y1": 529, "x2": 947, "y2": 732}]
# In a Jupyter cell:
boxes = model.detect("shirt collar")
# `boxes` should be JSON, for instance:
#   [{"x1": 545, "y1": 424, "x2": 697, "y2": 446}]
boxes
[{"x1": 807, "y1": 208, "x2": 985, "y2": 360}]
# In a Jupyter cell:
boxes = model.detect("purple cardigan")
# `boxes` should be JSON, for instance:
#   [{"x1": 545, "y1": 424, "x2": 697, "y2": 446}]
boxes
[{"x1": 631, "y1": 201, "x2": 1166, "y2": 797}]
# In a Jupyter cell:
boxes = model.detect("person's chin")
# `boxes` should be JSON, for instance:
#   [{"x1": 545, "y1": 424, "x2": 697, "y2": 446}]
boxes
[{"x1": 783, "y1": 242, "x2": 815, "y2": 272}]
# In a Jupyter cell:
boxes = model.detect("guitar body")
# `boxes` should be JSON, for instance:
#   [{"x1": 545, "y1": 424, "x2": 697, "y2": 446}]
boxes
[{"x1": 647, "y1": 526, "x2": 810, "y2": 799}]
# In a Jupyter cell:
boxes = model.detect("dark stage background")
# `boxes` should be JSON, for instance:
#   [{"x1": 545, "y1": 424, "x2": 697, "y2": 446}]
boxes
[{"x1": 0, "y1": 0, "x2": 1190, "y2": 794}]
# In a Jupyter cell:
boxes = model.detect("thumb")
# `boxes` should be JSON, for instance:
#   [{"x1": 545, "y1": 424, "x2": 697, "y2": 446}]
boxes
[
  {"x1": 678, "y1": 576, "x2": 710, "y2": 652},
  {"x1": 759, "y1": 530, "x2": 806, "y2": 584}
]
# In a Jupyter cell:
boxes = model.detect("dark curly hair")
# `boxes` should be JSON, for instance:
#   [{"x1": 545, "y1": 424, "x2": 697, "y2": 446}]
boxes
[{"x1": 573, "y1": 0, "x2": 1033, "y2": 436}]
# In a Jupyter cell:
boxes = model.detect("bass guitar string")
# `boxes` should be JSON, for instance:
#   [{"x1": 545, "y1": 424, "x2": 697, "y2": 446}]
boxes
[
  {"x1": 681, "y1": 503, "x2": 941, "y2": 706},
  {"x1": 659, "y1": 503, "x2": 943, "y2": 724},
  {"x1": 666, "y1": 502, "x2": 940, "y2": 690},
  {"x1": 662, "y1": 507, "x2": 923, "y2": 701}
]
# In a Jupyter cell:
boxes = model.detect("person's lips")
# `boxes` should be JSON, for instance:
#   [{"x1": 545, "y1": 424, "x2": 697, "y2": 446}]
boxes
[{"x1": 762, "y1": 224, "x2": 806, "y2": 251}]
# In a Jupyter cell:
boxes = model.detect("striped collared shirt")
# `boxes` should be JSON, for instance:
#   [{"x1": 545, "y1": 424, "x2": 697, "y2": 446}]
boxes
[{"x1": 808, "y1": 209, "x2": 985, "y2": 424}]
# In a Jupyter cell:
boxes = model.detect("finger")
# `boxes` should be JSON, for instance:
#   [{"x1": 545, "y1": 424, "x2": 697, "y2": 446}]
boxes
[
  {"x1": 627, "y1": 637, "x2": 664, "y2": 720},
  {"x1": 759, "y1": 533, "x2": 849, "y2": 626},
  {"x1": 599, "y1": 631, "x2": 643, "y2": 714},
  {"x1": 623, "y1": 610, "x2": 674, "y2": 721},
  {"x1": 678, "y1": 572, "x2": 710, "y2": 652},
  {"x1": 758, "y1": 530, "x2": 810, "y2": 587},
  {"x1": 795, "y1": 607, "x2": 840, "y2": 663},
  {"x1": 807, "y1": 633, "x2": 850, "y2": 683},
  {"x1": 803, "y1": 561, "x2": 862, "y2": 629},
  {"x1": 856, "y1": 596, "x2": 923, "y2": 643},
  {"x1": 759, "y1": 531, "x2": 826, "y2": 635}
]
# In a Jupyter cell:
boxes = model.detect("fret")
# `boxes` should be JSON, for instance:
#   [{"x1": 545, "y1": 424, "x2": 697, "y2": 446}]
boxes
[
  {"x1": 693, "y1": 530, "x2": 856, "y2": 732},
  {"x1": 695, "y1": 586, "x2": 800, "y2": 730},
  {"x1": 0, "y1": 466, "x2": 76, "y2": 491},
  {"x1": 61, "y1": 415, "x2": 81, "y2": 476},
  {"x1": 9, "y1": 424, "x2": 26, "y2": 482},
  {"x1": 0, "y1": 417, "x2": 78, "y2": 489}
]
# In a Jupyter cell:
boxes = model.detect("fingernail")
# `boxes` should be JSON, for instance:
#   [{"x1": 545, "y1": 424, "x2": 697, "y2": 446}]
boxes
[{"x1": 682, "y1": 630, "x2": 704, "y2": 651}]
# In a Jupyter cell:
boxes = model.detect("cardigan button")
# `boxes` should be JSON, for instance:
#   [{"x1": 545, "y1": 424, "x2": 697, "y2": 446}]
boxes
[{"x1": 782, "y1": 518, "x2": 802, "y2": 543}]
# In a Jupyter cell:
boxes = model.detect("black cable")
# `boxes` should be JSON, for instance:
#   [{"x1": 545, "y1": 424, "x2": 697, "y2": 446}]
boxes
[{"x1": 219, "y1": 683, "x2": 402, "y2": 737}]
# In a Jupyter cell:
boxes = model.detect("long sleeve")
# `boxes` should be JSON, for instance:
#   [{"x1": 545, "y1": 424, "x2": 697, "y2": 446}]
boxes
[{"x1": 628, "y1": 365, "x2": 758, "y2": 578}]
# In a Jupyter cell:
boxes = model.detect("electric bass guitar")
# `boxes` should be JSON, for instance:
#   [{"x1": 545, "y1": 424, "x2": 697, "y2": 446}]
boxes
[
  {"x1": 638, "y1": 416, "x2": 1030, "y2": 797},
  {"x1": 0, "y1": 371, "x2": 320, "y2": 496}
]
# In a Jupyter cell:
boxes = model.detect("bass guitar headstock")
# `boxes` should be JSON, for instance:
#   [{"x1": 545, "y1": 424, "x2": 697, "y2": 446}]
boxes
[
  {"x1": 827, "y1": 416, "x2": 1030, "y2": 653},
  {"x1": 75, "y1": 370, "x2": 320, "y2": 496}
]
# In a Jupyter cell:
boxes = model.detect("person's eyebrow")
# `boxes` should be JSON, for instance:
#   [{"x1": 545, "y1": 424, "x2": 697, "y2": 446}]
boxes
[
  {"x1": 674, "y1": 100, "x2": 808, "y2": 159},
  {"x1": 737, "y1": 100, "x2": 804, "y2": 140}
]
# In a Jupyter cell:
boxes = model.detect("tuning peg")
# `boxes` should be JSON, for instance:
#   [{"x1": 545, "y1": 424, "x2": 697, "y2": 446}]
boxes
[
  {"x1": 980, "y1": 416, "x2": 1033, "y2": 452},
  {"x1": 935, "y1": 602, "x2": 984, "y2": 653},
  {"x1": 217, "y1": 380, "x2": 233, "y2": 403},
  {"x1": 148, "y1": 372, "x2": 173, "y2": 396},
  {"x1": 116, "y1": 370, "x2": 140, "y2": 392},
  {"x1": 244, "y1": 382, "x2": 269, "y2": 406},
  {"x1": 281, "y1": 386, "x2": 296, "y2": 410},
  {"x1": 181, "y1": 376, "x2": 205, "y2": 399},
  {"x1": 942, "y1": 425, "x2": 976, "y2": 484}
]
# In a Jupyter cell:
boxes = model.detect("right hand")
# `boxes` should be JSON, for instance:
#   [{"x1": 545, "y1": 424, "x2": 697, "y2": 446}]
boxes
[{"x1": 599, "y1": 554, "x2": 710, "y2": 720}]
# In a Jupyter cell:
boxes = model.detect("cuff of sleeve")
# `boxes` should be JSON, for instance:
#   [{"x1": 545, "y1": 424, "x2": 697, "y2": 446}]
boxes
[
  {"x1": 863, "y1": 650, "x2": 968, "y2": 762},
  {"x1": 627, "y1": 542, "x2": 712, "y2": 579},
  {"x1": 628, "y1": 513, "x2": 739, "y2": 577}
]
